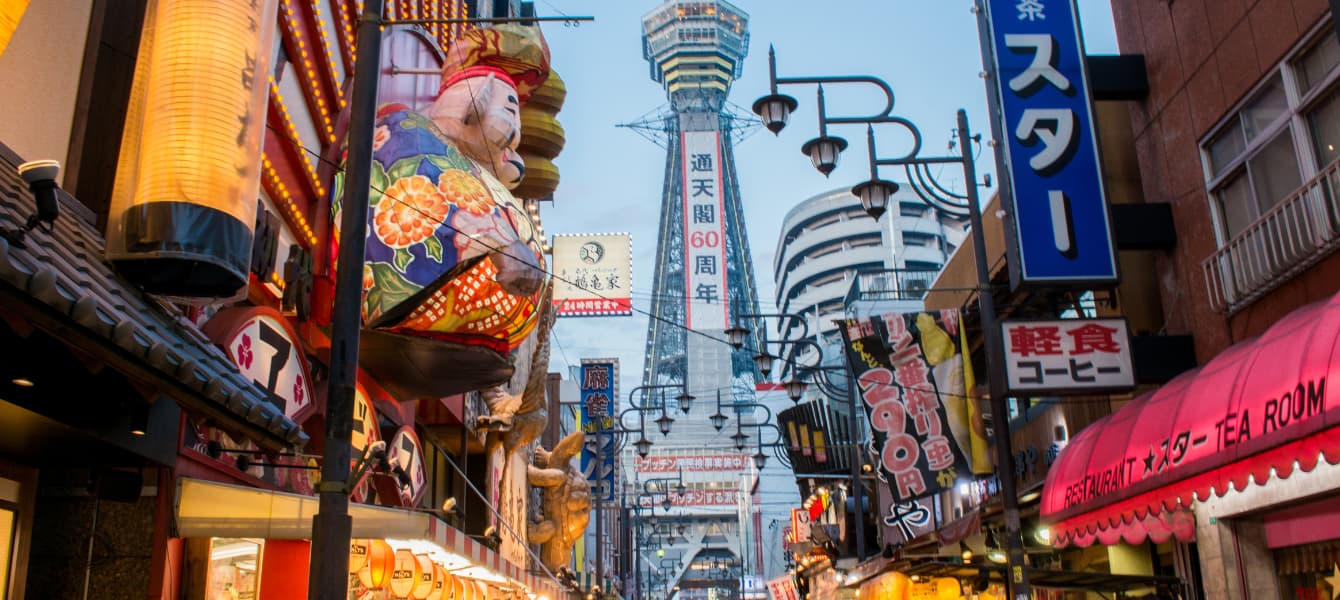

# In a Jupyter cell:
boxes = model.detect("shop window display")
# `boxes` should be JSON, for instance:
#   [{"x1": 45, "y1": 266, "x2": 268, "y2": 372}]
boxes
[
  {"x1": 1275, "y1": 540, "x2": 1340, "y2": 600},
  {"x1": 207, "y1": 538, "x2": 263, "y2": 600}
]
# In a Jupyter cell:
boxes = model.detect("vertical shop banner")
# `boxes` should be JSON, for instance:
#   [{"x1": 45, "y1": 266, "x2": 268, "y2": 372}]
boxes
[
  {"x1": 681, "y1": 131, "x2": 730, "y2": 330},
  {"x1": 876, "y1": 484, "x2": 938, "y2": 545},
  {"x1": 551, "y1": 234, "x2": 633, "y2": 316},
  {"x1": 839, "y1": 311, "x2": 978, "y2": 502},
  {"x1": 579, "y1": 359, "x2": 618, "y2": 501},
  {"x1": 984, "y1": 0, "x2": 1118, "y2": 287}
]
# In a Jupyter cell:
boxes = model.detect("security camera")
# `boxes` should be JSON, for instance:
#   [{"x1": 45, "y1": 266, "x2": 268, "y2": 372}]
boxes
[{"x1": 5, "y1": 160, "x2": 61, "y2": 249}]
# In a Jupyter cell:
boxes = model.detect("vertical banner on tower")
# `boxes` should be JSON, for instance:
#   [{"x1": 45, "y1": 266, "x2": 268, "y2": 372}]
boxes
[
  {"x1": 681, "y1": 131, "x2": 730, "y2": 330},
  {"x1": 579, "y1": 359, "x2": 618, "y2": 501},
  {"x1": 984, "y1": 0, "x2": 1118, "y2": 287},
  {"x1": 839, "y1": 311, "x2": 980, "y2": 502}
]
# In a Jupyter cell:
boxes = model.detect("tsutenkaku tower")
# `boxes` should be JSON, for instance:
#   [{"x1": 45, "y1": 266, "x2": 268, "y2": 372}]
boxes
[
  {"x1": 640, "y1": 0, "x2": 761, "y2": 398},
  {"x1": 630, "y1": 1, "x2": 766, "y2": 597}
]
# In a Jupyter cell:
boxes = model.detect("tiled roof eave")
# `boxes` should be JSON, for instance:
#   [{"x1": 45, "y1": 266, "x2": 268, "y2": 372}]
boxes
[{"x1": 0, "y1": 151, "x2": 308, "y2": 452}]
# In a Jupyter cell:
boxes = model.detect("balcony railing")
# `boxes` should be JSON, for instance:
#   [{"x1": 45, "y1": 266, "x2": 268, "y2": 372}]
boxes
[
  {"x1": 843, "y1": 268, "x2": 940, "y2": 307},
  {"x1": 1203, "y1": 158, "x2": 1340, "y2": 314}
]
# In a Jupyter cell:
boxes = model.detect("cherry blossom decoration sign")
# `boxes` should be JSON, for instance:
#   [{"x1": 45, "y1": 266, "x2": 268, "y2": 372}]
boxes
[{"x1": 1001, "y1": 318, "x2": 1134, "y2": 394}]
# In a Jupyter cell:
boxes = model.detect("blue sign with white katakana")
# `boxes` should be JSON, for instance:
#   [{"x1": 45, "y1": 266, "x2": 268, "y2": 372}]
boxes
[{"x1": 985, "y1": 0, "x2": 1118, "y2": 286}]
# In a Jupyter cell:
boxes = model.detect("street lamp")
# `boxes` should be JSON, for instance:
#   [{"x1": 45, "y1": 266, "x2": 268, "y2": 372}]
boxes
[
  {"x1": 675, "y1": 392, "x2": 694, "y2": 414},
  {"x1": 752, "y1": 352, "x2": 774, "y2": 377},
  {"x1": 851, "y1": 175, "x2": 899, "y2": 220},
  {"x1": 655, "y1": 411, "x2": 675, "y2": 436},
  {"x1": 784, "y1": 378, "x2": 806, "y2": 402},
  {"x1": 752, "y1": 450, "x2": 768, "y2": 470},
  {"x1": 754, "y1": 45, "x2": 1031, "y2": 595},
  {"x1": 723, "y1": 324, "x2": 750, "y2": 349}
]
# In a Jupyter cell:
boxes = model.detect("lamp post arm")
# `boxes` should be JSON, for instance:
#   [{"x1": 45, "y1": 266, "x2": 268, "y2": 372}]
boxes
[{"x1": 735, "y1": 311, "x2": 810, "y2": 344}]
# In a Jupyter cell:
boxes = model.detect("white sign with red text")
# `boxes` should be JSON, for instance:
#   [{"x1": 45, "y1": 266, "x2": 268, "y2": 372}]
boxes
[
  {"x1": 768, "y1": 576, "x2": 800, "y2": 600},
  {"x1": 636, "y1": 454, "x2": 748, "y2": 473},
  {"x1": 636, "y1": 487, "x2": 739, "y2": 508},
  {"x1": 1002, "y1": 318, "x2": 1134, "y2": 393}
]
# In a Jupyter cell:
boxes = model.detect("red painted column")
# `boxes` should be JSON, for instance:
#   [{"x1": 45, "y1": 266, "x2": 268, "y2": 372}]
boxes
[{"x1": 261, "y1": 540, "x2": 312, "y2": 600}]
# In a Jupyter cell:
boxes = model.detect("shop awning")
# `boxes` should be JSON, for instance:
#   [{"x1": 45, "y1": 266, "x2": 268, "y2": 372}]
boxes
[
  {"x1": 175, "y1": 478, "x2": 565, "y2": 599},
  {"x1": 1041, "y1": 291, "x2": 1340, "y2": 547}
]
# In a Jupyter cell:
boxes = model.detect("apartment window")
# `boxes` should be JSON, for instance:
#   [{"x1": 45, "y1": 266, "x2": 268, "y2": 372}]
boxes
[
  {"x1": 1202, "y1": 31, "x2": 1340, "y2": 241},
  {"x1": 902, "y1": 231, "x2": 940, "y2": 248},
  {"x1": 1200, "y1": 27, "x2": 1340, "y2": 313},
  {"x1": 900, "y1": 201, "x2": 928, "y2": 218}
]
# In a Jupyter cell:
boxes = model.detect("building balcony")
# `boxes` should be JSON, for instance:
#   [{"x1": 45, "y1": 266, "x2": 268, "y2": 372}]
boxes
[
  {"x1": 1202, "y1": 158, "x2": 1340, "y2": 314},
  {"x1": 776, "y1": 245, "x2": 887, "y2": 299},
  {"x1": 843, "y1": 268, "x2": 940, "y2": 307}
]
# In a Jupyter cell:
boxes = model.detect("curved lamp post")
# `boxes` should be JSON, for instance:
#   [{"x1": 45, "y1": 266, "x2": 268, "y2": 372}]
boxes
[
  {"x1": 753, "y1": 45, "x2": 1030, "y2": 594},
  {"x1": 727, "y1": 307, "x2": 868, "y2": 560}
]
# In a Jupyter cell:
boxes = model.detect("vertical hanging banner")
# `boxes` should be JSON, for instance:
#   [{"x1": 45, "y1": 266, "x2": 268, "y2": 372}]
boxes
[
  {"x1": 839, "y1": 311, "x2": 978, "y2": 502},
  {"x1": 984, "y1": 0, "x2": 1118, "y2": 287},
  {"x1": 579, "y1": 359, "x2": 618, "y2": 501},
  {"x1": 106, "y1": 0, "x2": 280, "y2": 299},
  {"x1": 681, "y1": 131, "x2": 730, "y2": 330},
  {"x1": 551, "y1": 233, "x2": 633, "y2": 316}
]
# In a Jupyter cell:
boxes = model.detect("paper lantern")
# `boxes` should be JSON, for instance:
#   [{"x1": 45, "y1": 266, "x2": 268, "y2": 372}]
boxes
[
  {"x1": 449, "y1": 575, "x2": 468, "y2": 600},
  {"x1": 410, "y1": 554, "x2": 436, "y2": 599},
  {"x1": 357, "y1": 540, "x2": 395, "y2": 590},
  {"x1": 389, "y1": 548, "x2": 421, "y2": 598},
  {"x1": 106, "y1": 0, "x2": 279, "y2": 299},
  {"x1": 349, "y1": 538, "x2": 371, "y2": 573},
  {"x1": 424, "y1": 563, "x2": 447, "y2": 600}
]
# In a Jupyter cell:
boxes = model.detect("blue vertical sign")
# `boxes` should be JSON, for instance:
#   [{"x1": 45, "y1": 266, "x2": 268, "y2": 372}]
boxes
[
  {"x1": 579, "y1": 359, "x2": 618, "y2": 502},
  {"x1": 985, "y1": 0, "x2": 1119, "y2": 286}
]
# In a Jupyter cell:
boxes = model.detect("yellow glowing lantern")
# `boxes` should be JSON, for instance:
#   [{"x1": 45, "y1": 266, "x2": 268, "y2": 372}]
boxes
[
  {"x1": 357, "y1": 539, "x2": 396, "y2": 590},
  {"x1": 450, "y1": 575, "x2": 468, "y2": 600},
  {"x1": 861, "y1": 572, "x2": 911, "y2": 600},
  {"x1": 410, "y1": 554, "x2": 436, "y2": 599},
  {"x1": 390, "y1": 548, "x2": 421, "y2": 598},
  {"x1": 349, "y1": 538, "x2": 371, "y2": 573},
  {"x1": 424, "y1": 563, "x2": 447, "y2": 600},
  {"x1": 106, "y1": 0, "x2": 280, "y2": 299}
]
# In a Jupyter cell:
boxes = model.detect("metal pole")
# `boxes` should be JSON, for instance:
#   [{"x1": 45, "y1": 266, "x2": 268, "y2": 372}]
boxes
[
  {"x1": 844, "y1": 374, "x2": 866, "y2": 560},
  {"x1": 595, "y1": 424, "x2": 605, "y2": 597},
  {"x1": 308, "y1": 2, "x2": 382, "y2": 598},
  {"x1": 957, "y1": 109, "x2": 1031, "y2": 598}
]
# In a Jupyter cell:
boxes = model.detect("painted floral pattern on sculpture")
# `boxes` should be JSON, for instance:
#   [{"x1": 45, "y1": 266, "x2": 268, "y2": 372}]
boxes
[{"x1": 331, "y1": 102, "x2": 545, "y2": 353}]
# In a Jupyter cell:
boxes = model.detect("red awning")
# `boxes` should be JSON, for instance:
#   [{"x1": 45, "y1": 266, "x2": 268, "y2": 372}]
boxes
[{"x1": 1041, "y1": 291, "x2": 1340, "y2": 547}]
